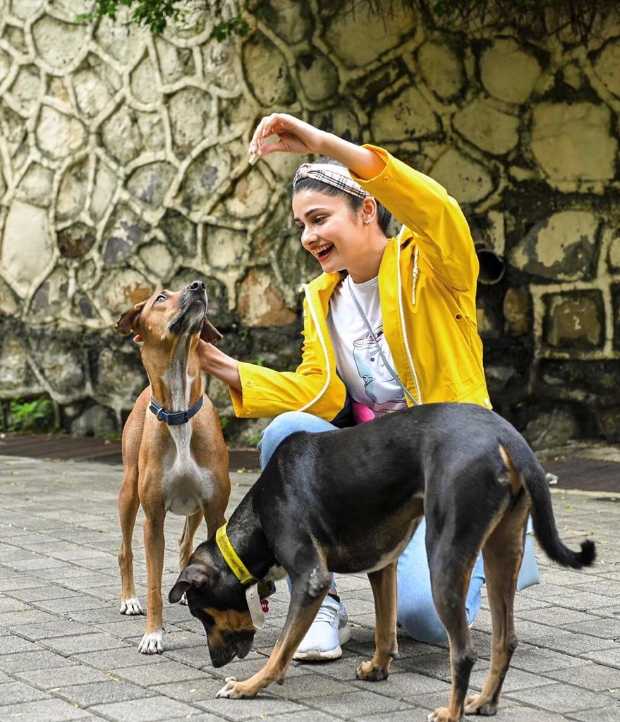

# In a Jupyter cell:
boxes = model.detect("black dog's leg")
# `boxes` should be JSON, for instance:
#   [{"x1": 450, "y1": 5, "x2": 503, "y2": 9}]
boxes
[
  {"x1": 216, "y1": 562, "x2": 331, "y2": 699},
  {"x1": 357, "y1": 561, "x2": 398, "y2": 682},
  {"x1": 465, "y1": 495, "x2": 528, "y2": 716},
  {"x1": 427, "y1": 546, "x2": 478, "y2": 722}
]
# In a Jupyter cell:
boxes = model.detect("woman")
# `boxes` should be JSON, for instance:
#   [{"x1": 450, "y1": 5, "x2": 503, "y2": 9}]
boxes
[{"x1": 198, "y1": 113, "x2": 491, "y2": 660}]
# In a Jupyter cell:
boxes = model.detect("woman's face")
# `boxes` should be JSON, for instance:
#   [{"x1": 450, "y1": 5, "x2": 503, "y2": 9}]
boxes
[{"x1": 292, "y1": 189, "x2": 363, "y2": 274}]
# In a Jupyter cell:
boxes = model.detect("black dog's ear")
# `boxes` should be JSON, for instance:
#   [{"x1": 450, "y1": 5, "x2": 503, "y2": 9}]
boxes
[
  {"x1": 200, "y1": 318, "x2": 223, "y2": 344},
  {"x1": 169, "y1": 562, "x2": 219, "y2": 603},
  {"x1": 114, "y1": 300, "x2": 147, "y2": 336}
]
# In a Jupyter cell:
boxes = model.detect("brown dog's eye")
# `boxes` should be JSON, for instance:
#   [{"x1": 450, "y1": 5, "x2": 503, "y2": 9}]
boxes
[{"x1": 155, "y1": 294, "x2": 167, "y2": 303}]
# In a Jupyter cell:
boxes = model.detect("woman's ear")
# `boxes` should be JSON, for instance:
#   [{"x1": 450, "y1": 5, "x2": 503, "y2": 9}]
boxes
[{"x1": 361, "y1": 196, "x2": 377, "y2": 224}]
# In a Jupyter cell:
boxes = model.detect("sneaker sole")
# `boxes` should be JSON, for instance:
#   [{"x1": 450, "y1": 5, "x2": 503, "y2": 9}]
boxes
[{"x1": 292, "y1": 624, "x2": 352, "y2": 662}]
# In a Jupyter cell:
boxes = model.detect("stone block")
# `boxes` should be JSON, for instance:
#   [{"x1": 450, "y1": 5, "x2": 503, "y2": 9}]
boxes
[
  {"x1": 503, "y1": 287, "x2": 532, "y2": 336},
  {"x1": 127, "y1": 162, "x2": 176, "y2": 208},
  {"x1": 1, "y1": 200, "x2": 53, "y2": 296},
  {"x1": 594, "y1": 38, "x2": 620, "y2": 98},
  {"x1": 531, "y1": 103, "x2": 617, "y2": 182},
  {"x1": 453, "y1": 99, "x2": 519, "y2": 155},
  {"x1": 430, "y1": 149, "x2": 494, "y2": 204},
  {"x1": 543, "y1": 291, "x2": 604, "y2": 350},
  {"x1": 417, "y1": 39, "x2": 465, "y2": 101},
  {"x1": 509, "y1": 211, "x2": 599, "y2": 282},
  {"x1": 169, "y1": 87, "x2": 214, "y2": 159},
  {"x1": 238, "y1": 268, "x2": 296, "y2": 327},
  {"x1": 36, "y1": 106, "x2": 86, "y2": 160},
  {"x1": 324, "y1": 6, "x2": 414, "y2": 68},
  {"x1": 297, "y1": 51, "x2": 339, "y2": 103},
  {"x1": 32, "y1": 15, "x2": 88, "y2": 69},
  {"x1": 480, "y1": 39, "x2": 542, "y2": 104},
  {"x1": 523, "y1": 406, "x2": 578, "y2": 450},
  {"x1": 371, "y1": 86, "x2": 439, "y2": 143},
  {"x1": 242, "y1": 34, "x2": 293, "y2": 105},
  {"x1": 9, "y1": 65, "x2": 41, "y2": 116}
]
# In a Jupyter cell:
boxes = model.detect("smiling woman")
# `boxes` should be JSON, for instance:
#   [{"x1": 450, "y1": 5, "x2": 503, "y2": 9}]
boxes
[{"x1": 196, "y1": 112, "x2": 507, "y2": 660}]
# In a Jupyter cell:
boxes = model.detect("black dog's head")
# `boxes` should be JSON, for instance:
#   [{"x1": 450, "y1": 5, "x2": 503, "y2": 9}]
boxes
[{"x1": 169, "y1": 544, "x2": 258, "y2": 667}]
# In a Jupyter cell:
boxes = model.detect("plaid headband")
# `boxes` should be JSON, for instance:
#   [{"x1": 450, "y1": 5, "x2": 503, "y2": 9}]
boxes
[{"x1": 293, "y1": 163, "x2": 370, "y2": 200}]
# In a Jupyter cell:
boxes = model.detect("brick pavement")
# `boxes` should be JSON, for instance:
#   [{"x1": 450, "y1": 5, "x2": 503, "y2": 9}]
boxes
[{"x1": 1, "y1": 454, "x2": 619, "y2": 721}]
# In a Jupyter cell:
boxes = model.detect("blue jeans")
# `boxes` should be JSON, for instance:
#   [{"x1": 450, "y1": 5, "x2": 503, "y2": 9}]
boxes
[{"x1": 258, "y1": 411, "x2": 486, "y2": 644}]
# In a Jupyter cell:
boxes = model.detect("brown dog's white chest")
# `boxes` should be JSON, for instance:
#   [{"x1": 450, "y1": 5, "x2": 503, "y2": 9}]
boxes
[{"x1": 160, "y1": 423, "x2": 215, "y2": 516}]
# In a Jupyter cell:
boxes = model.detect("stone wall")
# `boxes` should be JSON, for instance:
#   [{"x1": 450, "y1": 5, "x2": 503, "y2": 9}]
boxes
[{"x1": 1, "y1": 0, "x2": 619, "y2": 447}]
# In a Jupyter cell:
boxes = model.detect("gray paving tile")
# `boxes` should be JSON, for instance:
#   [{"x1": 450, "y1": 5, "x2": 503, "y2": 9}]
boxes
[
  {"x1": 73, "y1": 645, "x2": 170, "y2": 670},
  {"x1": 507, "y1": 681, "x2": 612, "y2": 713},
  {"x1": 0, "y1": 633, "x2": 41, "y2": 654},
  {"x1": 306, "y1": 689, "x2": 411, "y2": 719},
  {"x1": 0, "y1": 649, "x2": 76, "y2": 673},
  {"x1": 195, "y1": 694, "x2": 307, "y2": 720},
  {"x1": 10, "y1": 618, "x2": 96, "y2": 640},
  {"x1": 114, "y1": 661, "x2": 214, "y2": 686},
  {"x1": 0, "y1": 697, "x2": 93, "y2": 720},
  {"x1": 15, "y1": 664, "x2": 112, "y2": 688},
  {"x1": 545, "y1": 662, "x2": 620, "y2": 690},
  {"x1": 41, "y1": 632, "x2": 128, "y2": 655},
  {"x1": 54, "y1": 679, "x2": 154, "y2": 706},
  {"x1": 5, "y1": 585, "x2": 82, "y2": 602},
  {"x1": 569, "y1": 703, "x2": 620, "y2": 722},
  {"x1": 90, "y1": 696, "x2": 204, "y2": 721},
  {"x1": 0, "y1": 680, "x2": 49, "y2": 705}
]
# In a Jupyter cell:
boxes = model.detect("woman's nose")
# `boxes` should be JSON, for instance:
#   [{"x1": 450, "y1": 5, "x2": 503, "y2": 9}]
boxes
[{"x1": 301, "y1": 227, "x2": 316, "y2": 247}]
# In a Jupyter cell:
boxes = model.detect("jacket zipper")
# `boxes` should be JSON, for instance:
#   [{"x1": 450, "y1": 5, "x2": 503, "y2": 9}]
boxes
[
  {"x1": 397, "y1": 227, "x2": 422, "y2": 404},
  {"x1": 296, "y1": 284, "x2": 331, "y2": 414}
]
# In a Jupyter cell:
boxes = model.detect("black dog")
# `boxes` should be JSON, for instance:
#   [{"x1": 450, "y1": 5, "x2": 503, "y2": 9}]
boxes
[{"x1": 169, "y1": 403, "x2": 595, "y2": 721}]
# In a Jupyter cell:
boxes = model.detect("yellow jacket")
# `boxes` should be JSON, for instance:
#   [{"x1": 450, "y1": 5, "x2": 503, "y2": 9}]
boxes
[{"x1": 230, "y1": 145, "x2": 491, "y2": 420}]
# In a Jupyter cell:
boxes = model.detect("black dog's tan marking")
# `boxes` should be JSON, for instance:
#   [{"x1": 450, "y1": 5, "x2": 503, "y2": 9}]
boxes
[{"x1": 169, "y1": 403, "x2": 596, "y2": 721}]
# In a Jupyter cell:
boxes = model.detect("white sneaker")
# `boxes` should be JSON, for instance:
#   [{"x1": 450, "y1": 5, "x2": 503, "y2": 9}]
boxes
[{"x1": 293, "y1": 595, "x2": 351, "y2": 661}]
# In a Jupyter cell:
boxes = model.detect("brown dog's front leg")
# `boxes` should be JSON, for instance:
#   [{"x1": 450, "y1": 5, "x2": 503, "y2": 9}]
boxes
[
  {"x1": 139, "y1": 509, "x2": 166, "y2": 654},
  {"x1": 216, "y1": 574, "x2": 331, "y2": 699},
  {"x1": 357, "y1": 561, "x2": 398, "y2": 682}
]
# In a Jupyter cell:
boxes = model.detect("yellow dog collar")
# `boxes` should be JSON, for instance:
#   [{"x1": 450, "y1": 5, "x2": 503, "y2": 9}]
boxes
[{"x1": 215, "y1": 523, "x2": 258, "y2": 586}]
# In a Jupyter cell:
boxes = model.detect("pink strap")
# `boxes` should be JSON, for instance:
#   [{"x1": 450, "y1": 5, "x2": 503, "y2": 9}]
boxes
[{"x1": 351, "y1": 400, "x2": 375, "y2": 425}]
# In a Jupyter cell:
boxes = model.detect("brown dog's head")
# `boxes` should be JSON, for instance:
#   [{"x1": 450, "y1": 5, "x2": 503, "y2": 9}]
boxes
[
  {"x1": 169, "y1": 544, "x2": 262, "y2": 668},
  {"x1": 113, "y1": 280, "x2": 222, "y2": 345}
]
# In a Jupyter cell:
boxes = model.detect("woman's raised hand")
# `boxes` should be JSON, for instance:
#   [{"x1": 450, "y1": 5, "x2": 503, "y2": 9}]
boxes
[{"x1": 248, "y1": 114, "x2": 324, "y2": 163}]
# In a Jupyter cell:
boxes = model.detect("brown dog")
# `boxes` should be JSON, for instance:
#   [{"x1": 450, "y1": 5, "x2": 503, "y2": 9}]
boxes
[{"x1": 114, "y1": 280, "x2": 230, "y2": 654}]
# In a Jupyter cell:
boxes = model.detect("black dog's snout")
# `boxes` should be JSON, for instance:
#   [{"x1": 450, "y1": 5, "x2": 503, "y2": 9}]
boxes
[{"x1": 189, "y1": 280, "x2": 206, "y2": 293}]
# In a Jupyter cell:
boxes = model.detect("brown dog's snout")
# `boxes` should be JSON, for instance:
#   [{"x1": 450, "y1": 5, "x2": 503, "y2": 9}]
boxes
[{"x1": 188, "y1": 280, "x2": 206, "y2": 294}]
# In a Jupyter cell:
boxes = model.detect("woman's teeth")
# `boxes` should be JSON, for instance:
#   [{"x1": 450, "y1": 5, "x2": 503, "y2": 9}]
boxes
[{"x1": 316, "y1": 244, "x2": 333, "y2": 259}]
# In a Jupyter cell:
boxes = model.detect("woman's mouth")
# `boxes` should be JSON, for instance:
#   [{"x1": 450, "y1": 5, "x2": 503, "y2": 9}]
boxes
[{"x1": 314, "y1": 243, "x2": 334, "y2": 263}]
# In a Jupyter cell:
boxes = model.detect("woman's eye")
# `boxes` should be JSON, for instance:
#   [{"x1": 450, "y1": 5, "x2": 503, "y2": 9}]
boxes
[{"x1": 314, "y1": 216, "x2": 325, "y2": 224}]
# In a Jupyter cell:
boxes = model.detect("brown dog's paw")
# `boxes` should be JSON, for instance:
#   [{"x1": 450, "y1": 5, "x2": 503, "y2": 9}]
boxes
[
  {"x1": 465, "y1": 694, "x2": 497, "y2": 716},
  {"x1": 356, "y1": 660, "x2": 390, "y2": 682},
  {"x1": 216, "y1": 677, "x2": 257, "y2": 699},
  {"x1": 427, "y1": 707, "x2": 460, "y2": 722}
]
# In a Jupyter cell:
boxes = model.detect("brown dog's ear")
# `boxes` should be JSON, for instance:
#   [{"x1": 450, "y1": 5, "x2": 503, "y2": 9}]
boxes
[
  {"x1": 169, "y1": 562, "x2": 220, "y2": 603},
  {"x1": 200, "y1": 318, "x2": 223, "y2": 344},
  {"x1": 114, "y1": 300, "x2": 147, "y2": 336}
]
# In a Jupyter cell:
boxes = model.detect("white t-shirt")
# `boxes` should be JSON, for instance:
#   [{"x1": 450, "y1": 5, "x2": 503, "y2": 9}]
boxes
[{"x1": 327, "y1": 275, "x2": 407, "y2": 418}]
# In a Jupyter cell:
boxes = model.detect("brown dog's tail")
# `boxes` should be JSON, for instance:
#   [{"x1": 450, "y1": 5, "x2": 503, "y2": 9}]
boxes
[{"x1": 502, "y1": 430, "x2": 596, "y2": 570}]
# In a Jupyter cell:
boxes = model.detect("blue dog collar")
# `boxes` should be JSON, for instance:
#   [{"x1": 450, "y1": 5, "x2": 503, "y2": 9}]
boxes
[{"x1": 148, "y1": 396, "x2": 203, "y2": 425}]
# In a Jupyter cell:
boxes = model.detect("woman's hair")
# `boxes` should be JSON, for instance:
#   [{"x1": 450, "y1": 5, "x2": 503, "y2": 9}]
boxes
[{"x1": 292, "y1": 156, "x2": 393, "y2": 237}]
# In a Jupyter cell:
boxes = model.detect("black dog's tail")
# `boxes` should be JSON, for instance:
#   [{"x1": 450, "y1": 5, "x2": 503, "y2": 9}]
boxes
[{"x1": 501, "y1": 431, "x2": 596, "y2": 570}]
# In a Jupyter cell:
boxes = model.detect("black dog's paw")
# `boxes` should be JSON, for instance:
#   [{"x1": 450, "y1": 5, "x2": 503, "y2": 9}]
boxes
[{"x1": 356, "y1": 661, "x2": 390, "y2": 682}]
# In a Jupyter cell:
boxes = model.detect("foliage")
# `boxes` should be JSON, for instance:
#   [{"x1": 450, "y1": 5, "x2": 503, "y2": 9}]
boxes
[
  {"x1": 76, "y1": 0, "x2": 619, "y2": 42},
  {"x1": 8, "y1": 396, "x2": 55, "y2": 433}
]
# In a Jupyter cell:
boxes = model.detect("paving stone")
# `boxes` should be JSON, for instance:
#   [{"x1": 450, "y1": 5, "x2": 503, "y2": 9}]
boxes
[
  {"x1": 114, "y1": 660, "x2": 214, "y2": 686},
  {"x1": 569, "y1": 702, "x2": 620, "y2": 721},
  {"x1": 15, "y1": 664, "x2": 112, "y2": 688},
  {"x1": 90, "y1": 695, "x2": 205, "y2": 721},
  {"x1": 301, "y1": 689, "x2": 411, "y2": 718},
  {"x1": 545, "y1": 661, "x2": 620, "y2": 690},
  {"x1": 6, "y1": 586, "x2": 83, "y2": 602},
  {"x1": 149, "y1": 676, "x2": 225, "y2": 701},
  {"x1": 0, "y1": 633, "x2": 41, "y2": 654},
  {"x1": 0, "y1": 680, "x2": 49, "y2": 705},
  {"x1": 54, "y1": 679, "x2": 154, "y2": 706},
  {"x1": 195, "y1": 694, "x2": 307, "y2": 720},
  {"x1": 0, "y1": 650, "x2": 76, "y2": 673},
  {"x1": 507, "y1": 681, "x2": 612, "y2": 713},
  {"x1": 351, "y1": 670, "x2": 451, "y2": 699},
  {"x1": 468, "y1": 665, "x2": 556, "y2": 693},
  {"x1": 10, "y1": 619, "x2": 96, "y2": 640},
  {"x1": 563, "y1": 617, "x2": 620, "y2": 638},
  {"x1": 0, "y1": 697, "x2": 93, "y2": 720},
  {"x1": 33, "y1": 595, "x2": 111, "y2": 614},
  {"x1": 73, "y1": 646, "x2": 170, "y2": 670},
  {"x1": 41, "y1": 632, "x2": 128, "y2": 655}
]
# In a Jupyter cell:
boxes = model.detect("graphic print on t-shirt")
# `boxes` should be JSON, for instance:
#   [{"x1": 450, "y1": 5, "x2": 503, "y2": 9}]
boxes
[{"x1": 352, "y1": 325, "x2": 406, "y2": 413}]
